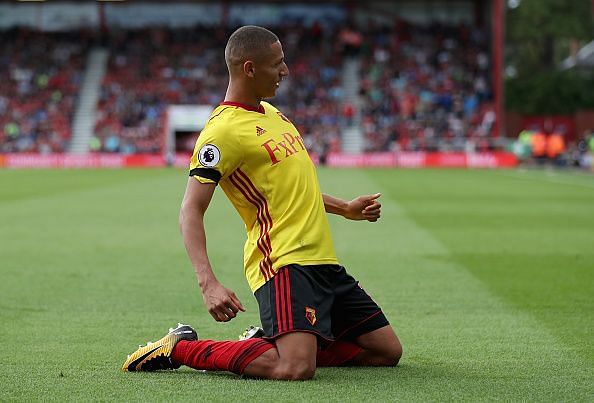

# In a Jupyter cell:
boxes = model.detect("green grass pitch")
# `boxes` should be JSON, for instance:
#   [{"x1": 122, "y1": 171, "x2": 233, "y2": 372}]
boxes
[{"x1": 1, "y1": 167, "x2": 593, "y2": 401}]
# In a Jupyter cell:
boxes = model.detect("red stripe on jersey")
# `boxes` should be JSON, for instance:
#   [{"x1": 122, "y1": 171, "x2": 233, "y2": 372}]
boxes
[
  {"x1": 284, "y1": 268, "x2": 294, "y2": 330},
  {"x1": 235, "y1": 169, "x2": 275, "y2": 274},
  {"x1": 233, "y1": 169, "x2": 274, "y2": 278},
  {"x1": 230, "y1": 171, "x2": 272, "y2": 254},
  {"x1": 228, "y1": 173, "x2": 273, "y2": 281},
  {"x1": 229, "y1": 171, "x2": 274, "y2": 280},
  {"x1": 236, "y1": 169, "x2": 273, "y2": 229},
  {"x1": 229, "y1": 173, "x2": 272, "y2": 281}
]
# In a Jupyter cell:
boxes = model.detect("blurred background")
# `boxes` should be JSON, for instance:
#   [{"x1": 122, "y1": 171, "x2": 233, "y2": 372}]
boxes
[{"x1": 0, "y1": 0, "x2": 593, "y2": 169}]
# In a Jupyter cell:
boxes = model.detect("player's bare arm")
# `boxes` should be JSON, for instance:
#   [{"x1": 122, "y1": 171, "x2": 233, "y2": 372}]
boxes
[
  {"x1": 322, "y1": 193, "x2": 381, "y2": 222},
  {"x1": 180, "y1": 177, "x2": 245, "y2": 322}
]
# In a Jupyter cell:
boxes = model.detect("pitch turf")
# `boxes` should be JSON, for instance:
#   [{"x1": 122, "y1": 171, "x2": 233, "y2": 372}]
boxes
[{"x1": 1, "y1": 167, "x2": 593, "y2": 401}]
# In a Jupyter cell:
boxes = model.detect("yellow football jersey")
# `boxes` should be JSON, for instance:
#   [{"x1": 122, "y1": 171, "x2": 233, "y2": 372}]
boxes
[{"x1": 189, "y1": 101, "x2": 338, "y2": 292}]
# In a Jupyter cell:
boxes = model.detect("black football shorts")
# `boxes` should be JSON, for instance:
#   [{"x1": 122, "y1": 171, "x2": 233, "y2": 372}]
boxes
[{"x1": 254, "y1": 264, "x2": 389, "y2": 344}]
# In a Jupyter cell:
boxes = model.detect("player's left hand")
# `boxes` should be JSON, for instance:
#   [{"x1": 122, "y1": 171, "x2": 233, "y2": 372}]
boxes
[
  {"x1": 344, "y1": 193, "x2": 381, "y2": 222},
  {"x1": 202, "y1": 281, "x2": 246, "y2": 322}
]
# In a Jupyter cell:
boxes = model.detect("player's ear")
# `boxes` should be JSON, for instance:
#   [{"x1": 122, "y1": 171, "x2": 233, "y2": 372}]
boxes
[{"x1": 243, "y1": 60, "x2": 256, "y2": 78}]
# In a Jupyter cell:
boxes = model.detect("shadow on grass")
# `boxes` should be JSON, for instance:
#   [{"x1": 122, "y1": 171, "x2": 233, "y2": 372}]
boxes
[{"x1": 137, "y1": 360, "x2": 459, "y2": 384}]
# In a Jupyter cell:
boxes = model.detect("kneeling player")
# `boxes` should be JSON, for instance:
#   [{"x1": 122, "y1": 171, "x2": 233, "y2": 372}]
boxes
[{"x1": 122, "y1": 25, "x2": 402, "y2": 379}]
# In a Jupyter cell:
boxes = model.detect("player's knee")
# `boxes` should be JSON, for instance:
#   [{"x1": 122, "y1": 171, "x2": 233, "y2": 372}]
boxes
[
  {"x1": 392, "y1": 342, "x2": 403, "y2": 365},
  {"x1": 374, "y1": 341, "x2": 402, "y2": 366},
  {"x1": 385, "y1": 341, "x2": 403, "y2": 366},
  {"x1": 290, "y1": 363, "x2": 316, "y2": 380},
  {"x1": 273, "y1": 361, "x2": 316, "y2": 381}
]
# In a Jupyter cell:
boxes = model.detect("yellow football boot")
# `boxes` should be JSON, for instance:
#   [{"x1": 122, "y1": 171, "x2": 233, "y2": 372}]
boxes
[{"x1": 122, "y1": 323, "x2": 197, "y2": 371}]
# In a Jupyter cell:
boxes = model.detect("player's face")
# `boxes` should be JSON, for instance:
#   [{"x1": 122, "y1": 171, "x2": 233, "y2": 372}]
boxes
[{"x1": 256, "y1": 41, "x2": 289, "y2": 99}]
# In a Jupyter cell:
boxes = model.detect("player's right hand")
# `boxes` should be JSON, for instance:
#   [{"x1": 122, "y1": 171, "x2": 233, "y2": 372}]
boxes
[{"x1": 202, "y1": 282, "x2": 246, "y2": 322}]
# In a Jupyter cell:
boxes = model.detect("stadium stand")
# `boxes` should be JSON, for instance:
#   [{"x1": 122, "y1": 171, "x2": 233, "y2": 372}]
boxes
[
  {"x1": 0, "y1": 29, "x2": 88, "y2": 153},
  {"x1": 94, "y1": 21, "x2": 498, "y2": 156},
  {"x1": 93, "y1": 24, "x2": 345, "y2": 155},
  {"x1": 93, "y1": 27, "x2": 229, "y2": 154},
  {"x1": 0, "y1": 14, "x2": 502, "y2": 156},
  {"x1": 359, "y1": 21, "x2": 497, "y2": 152}
]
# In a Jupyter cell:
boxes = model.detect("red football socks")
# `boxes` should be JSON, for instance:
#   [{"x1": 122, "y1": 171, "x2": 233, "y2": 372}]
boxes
[
  {"x1": 316, "y1": 340, "x2": 363, "y2": 367},
  {"x1": 172, "y1": 337, "x2": 362, "y2": 373},
  {"x1": 171, "y1": 338, "x2": 275, "y2": 374}
]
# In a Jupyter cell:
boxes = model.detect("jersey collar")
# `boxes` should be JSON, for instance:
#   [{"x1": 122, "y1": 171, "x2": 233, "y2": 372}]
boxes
[{"x1": 220, "y1": 101, "x2": 265, "y2": 114}]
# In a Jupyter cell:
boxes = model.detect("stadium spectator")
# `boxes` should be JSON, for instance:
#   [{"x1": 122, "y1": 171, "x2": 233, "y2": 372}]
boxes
[
  {"x1": 531, "y1": 129, "x2": 547, "y2": 164},
  {"x1": 338, "y1": 25, "x2": 363, "y2": 57},
  {"x1": 513, "y1": 128, "x2": 533, "y2": 162},
  {"x1": 546, "y1": 129, "x2": 566, "y2": 166}
]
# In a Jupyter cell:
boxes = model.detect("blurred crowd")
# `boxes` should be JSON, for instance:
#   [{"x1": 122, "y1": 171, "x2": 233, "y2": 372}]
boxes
[
  {"x1": 1, "y1": 22, "x2": 505, "y2": 155},
  {"x1": 358, "y1": 21, "x2": 497, "y2": 152},
  {"x1": 0, "y1": 29, "x2": 87, "y2": 153},
  {"x1": 93, "y1": 24, "x2": 345, "y2": 154},
  {"x1": 93, "y1": 27, "x2": 229, "y2": 153}
]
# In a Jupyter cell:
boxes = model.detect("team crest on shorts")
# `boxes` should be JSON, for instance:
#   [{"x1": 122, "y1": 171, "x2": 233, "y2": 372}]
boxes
[
  {"x1": 198, "y1": 144, "x2": 220, "y2": 167},
  {"x1": 305, "y1": 307, "x2": 317, "y2": 326}
]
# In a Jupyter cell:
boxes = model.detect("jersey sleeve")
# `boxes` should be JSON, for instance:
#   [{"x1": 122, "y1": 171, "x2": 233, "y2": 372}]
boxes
[{"x1": 189, "y1": 122, "x2": 243, "y2": 184}]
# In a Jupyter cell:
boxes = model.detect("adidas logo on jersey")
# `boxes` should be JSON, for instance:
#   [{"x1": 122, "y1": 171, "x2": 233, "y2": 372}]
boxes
[{"x1": 256, "y1": 126, "x2": 267, "y2": 136}]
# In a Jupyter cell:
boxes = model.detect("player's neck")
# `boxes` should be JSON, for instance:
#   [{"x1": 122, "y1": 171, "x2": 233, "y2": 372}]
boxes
[{"x1": 224, "y1": 84, "x2": 261, "y2": 110}]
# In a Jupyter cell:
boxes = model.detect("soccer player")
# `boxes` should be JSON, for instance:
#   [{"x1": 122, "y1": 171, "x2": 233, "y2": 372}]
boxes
[{"x1": 122, "y1": 26, "x2": 402, "y2": 380}]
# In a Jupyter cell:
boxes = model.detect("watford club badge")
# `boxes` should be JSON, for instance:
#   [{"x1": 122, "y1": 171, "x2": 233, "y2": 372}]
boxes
[{"x1": 305, "y1": 307, "x2": 317, "y2": 326}]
